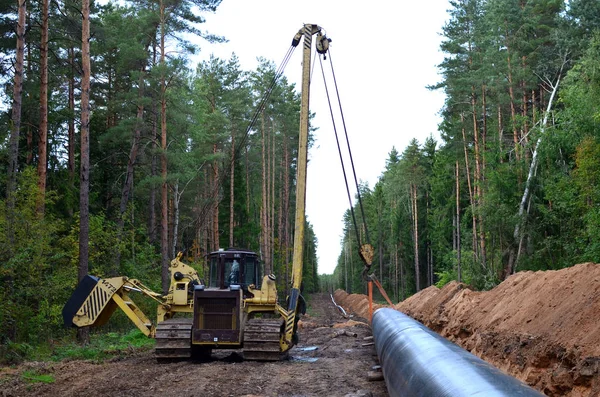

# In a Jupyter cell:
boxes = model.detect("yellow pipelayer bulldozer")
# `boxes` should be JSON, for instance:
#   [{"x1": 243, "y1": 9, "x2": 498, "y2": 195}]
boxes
[
  {"x1": 63, "y1": 249, "x2": 293, "y2": 360},
  {"x1": 62, "y1": 24, "x2": 330, "y2": 361}
]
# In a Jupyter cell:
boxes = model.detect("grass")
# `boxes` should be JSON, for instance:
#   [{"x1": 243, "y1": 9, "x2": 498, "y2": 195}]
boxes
[
  {"x1": 303, "y1": 294, "x2": 317, "y2": 317},
  {"x1": 0, "y1": 330, "x2": 153, "y2": 390},
  {"x1": 21, "y1": 370, "x2": 55, "y2": 384},
  {"x1": 49, "y1": 329, "x2": 155, "y2": 362},
  {"x1": 0, "y1": 329, "x2": 156, "y2": 364}
]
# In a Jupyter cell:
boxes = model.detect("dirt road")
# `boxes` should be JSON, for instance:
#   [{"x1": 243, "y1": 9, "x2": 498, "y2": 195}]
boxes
[{"x1": 0, "y1": 293, "x2": 388, "y2": 397}]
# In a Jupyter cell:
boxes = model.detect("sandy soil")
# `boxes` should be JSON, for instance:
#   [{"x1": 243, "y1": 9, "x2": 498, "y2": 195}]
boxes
[
  {"x1": 0, "y1": 293, "x2": 387, "y2": 397},
  {"x1": 334, "y1": 263, "x2": 600, "y2": 397}
]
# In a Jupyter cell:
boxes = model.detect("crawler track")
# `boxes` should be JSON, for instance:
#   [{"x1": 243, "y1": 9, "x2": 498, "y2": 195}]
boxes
[
  {"x1": 243, "y1": 318, "x2": 285, "y2": 361},
  {"x1": 154, "y1": 318, "x2": 193, "y2": 359}
]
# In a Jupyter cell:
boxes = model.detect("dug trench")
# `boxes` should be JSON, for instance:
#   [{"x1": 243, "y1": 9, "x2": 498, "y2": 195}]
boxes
[
  {"x1": 335, "y1": 262, "x2": 600, "y2": 397},
  {"x1": 0, "y1": 293, "x2": 388, "y2": 397}
]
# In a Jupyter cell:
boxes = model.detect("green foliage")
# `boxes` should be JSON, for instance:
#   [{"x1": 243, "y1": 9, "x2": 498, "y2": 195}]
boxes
[
  {"x1": 328, "y1": 0, "x2": 600, "y2": 301},
  {"x1": 435, "y1": 269, "x2": 457, "y2": 289},
  {"x1": 3, "y1": 0, "x2": 599, "y2": 362},
  {"x1": 21, "y1": 370, "x2": 55, "y2": 384},
  {"x1": 49, "y1": 329, "x2": 155, "y2": 363},
  {"x1": 302, "y1": 221, "x2": 319, "y2": 293},
  {"x1": 0, "y1": 165, "x2": 163, "y2": 364},
  {"x1": 0, "y1": 0, "x2": 324, "y2": 366},
  {"x1": 0, "y1": 342, "x2": 33, "y2": 365},
  {"x1": 0, "y1": 168, "x2": 62, "y2": 346}
]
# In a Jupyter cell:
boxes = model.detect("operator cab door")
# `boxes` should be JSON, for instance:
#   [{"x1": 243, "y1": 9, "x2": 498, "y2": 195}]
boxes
[{"x1": 208, "y1": 249, "x2": 261, "y2": 292}]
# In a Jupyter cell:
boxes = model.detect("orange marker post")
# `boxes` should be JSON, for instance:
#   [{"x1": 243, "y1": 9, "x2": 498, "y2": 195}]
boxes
[{"x1": 368, "y1": 280, "x2": 373, "y2": 324}]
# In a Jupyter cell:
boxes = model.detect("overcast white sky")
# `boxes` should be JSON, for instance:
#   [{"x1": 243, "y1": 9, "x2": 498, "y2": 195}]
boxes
[{"x1": 196, "y1": 0, "x2": 450, "y2": 274}]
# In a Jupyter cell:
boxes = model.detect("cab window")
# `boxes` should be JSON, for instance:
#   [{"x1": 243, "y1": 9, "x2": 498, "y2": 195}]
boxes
[
  {"x1": 244, "y1": 258, "x2": 256, "y2": 286},
  {"x1": 224, "y1": 259, "x2": 240, "y2": 287},
  {"x1": 209, "y1": 256, "x2": 218, "y2": 288}
]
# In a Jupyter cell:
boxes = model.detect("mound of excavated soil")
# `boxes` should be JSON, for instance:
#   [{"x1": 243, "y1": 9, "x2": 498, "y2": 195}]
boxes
[{"x1": 333, "y1": 263, "x2": 600, "y2": 397}]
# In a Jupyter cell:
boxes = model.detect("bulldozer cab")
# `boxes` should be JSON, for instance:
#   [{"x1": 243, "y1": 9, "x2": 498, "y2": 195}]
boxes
[{"x1": 208, "y1": 249, "x2": 261, "y2": 291}]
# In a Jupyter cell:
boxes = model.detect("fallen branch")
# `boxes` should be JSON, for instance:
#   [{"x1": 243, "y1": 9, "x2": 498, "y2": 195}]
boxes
[
  {"x1": 367, "y1": 371, "x2": 384, "y2": 381},
  {"x1": 332, "y1": 329, "x2": 357, "y2": 338}
]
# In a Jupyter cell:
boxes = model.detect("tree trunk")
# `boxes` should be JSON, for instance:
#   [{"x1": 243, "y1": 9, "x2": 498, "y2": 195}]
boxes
[
  {"x1": 171, "y1": 182, "x2": 179, "y2": 258},
  {"x1": 522, "y1": 79, "x2": 529, "y2": 148},
  {"x1": 114, "y1": 70, "x2": 145, "y2": 273},
  {"x1": 207, "y1": 170, "x2": 214, "y2": 251},
  {"x1": 394, "y1": 243, "x2": 398, "y2": 302},
  {"x1": 426, "y1": 192, "x2": 432, "y2": 287},
  {"x1": 283, "y1": 135, "x2": 290, "y2": 288},
  {"x1": 37, "y1": 0, "x2": 48, "y2": 216},
  {"x1": 460, "y1": 113, "x2": 478, "y2": 263},
  {"x1": 245, "y1": 144, "x2": 250, "y2": 215},
  {"x1": 229, "y1": 132, "x2": 235, "y2": 248},
  {"x1": 277, "y1": 159, "x2": 284, "y2": 276},
  {"x1": 106, "y1": 65, "x2": 112, "y2": 129},
  {"x1": 26, "y1": 125, "x2": 32, "y2": 165},
  {"x1": 148, "y1": 39, "x2": 158, "y2": 245},
  {"x1": 212, "y1": 144, "x2": 219, "y2": 250},
  {"x1": 411, "y1": 183, "x2": 420, "y2": 292},
  {"x1": 399, "y1": 242, "x2": 405, "y2": 300},
  {"x1": 378, "y1": 224, "x2": 383, "y2": 281},
  {"x1": 77, "y1": 0, "x2": 91, "y2": 345},
  {"x1": 25, "y1": 6, "x2": 32, "y2": 166},
  {"x1": 497, "y1": 105, "x2": 503, "y2": 163},
  {"x1": 506, "y1": 34, "x2": 520, "y2": 162},
  {"x1": 428, "y1": 243, "x2": 433, "y2": 287},
  {"x1": 481, "y1": 85, "x2": 488, "y2": 271},
  {"x1": 160, "y1": 0, "x2": 169, "y2": 293},
  {"x1": 508, "y1": 76, "x2": 561, "y2": 277},
  {"x1": 481, "y1": 84, "x2": 488, "y2": 165},
  {"x1": 472, "y1": 86, "x2": 486, "y2": 269},
  {"x1": 270, "y1": 120, "x2": 275, "y2": 276},
  {"x1": 68, "y1": 47, "x2": 76, "y2": 194},
  {"x1": 7, "y1": 0, "x2": 27, "y2": 247},
  {"x1": 261, "y1": 111, "x2": 270, "y2": 274},
  {"x1": 456, "y1": 160, "x2": 461, "y2": 282},
  {"x1": 532, "y1": 89, "x2": 537, "y2": 126}
]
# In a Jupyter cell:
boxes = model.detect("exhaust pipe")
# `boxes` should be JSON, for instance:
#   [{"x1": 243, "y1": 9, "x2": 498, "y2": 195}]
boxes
[{"x1": 372, "y1": 308, "x2": 545, "y2": 397}]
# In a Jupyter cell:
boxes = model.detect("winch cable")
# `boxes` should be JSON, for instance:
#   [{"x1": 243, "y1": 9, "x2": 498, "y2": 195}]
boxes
[
  {"x1": 214, "y1": 42, "x2": 296, "y2": 193},
  {"x1": 317, "y1": 55, "x2": 362, "y2": 255},
  {"x1": 318, "y1": 52, "x2": 375, "y2": 280},
  {"x1": 327, "y1": 50, "x2": 372, "y2": 249},
  {"x1": 195, "y1": 43, "x2": 296, "y2": 233},
  {"x1": 320, "y1": 51, "x2": 392, "y2": 322},
  {"x1": 235, "y1": 44, "x2": 297, "y2": 156}
]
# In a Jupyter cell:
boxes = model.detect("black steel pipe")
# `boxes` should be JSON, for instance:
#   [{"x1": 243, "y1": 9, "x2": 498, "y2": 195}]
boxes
[{"x1": 372, "y1": 308, "x2": 545, "y2": 397}]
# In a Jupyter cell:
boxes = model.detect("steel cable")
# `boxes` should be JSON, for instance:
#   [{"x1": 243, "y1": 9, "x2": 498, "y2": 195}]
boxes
[
  {"x1": 235, "y1": 44, "x2": 297, "y2": 155},
  {"x1": 194, "y1": 44, "x2": 297, "y2": 233},
  {"x1": 318, "y1": 54, "x2": 363, "y2": 251},
  {"x1": 327, "y1": 49, "x2": 371, "y2": 247},
  {"x1": 318, "y1": 51, "x2": 374, "y2": 276}
]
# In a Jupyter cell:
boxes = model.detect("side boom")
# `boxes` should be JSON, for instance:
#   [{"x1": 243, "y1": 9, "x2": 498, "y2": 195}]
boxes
[
  {"x1": 63, "y1": 275, "x2": 159, "y2": 337},
  {"x1": 284, "y1": 24, "x2": 329, "y2": 350}
]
